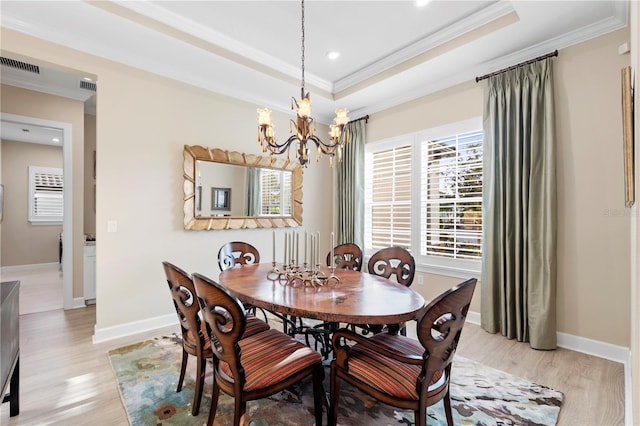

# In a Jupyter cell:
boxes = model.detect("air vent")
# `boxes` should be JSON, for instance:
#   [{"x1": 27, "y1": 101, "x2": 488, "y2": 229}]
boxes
[
  {"x1": 0, "y1": 57, "x2": 40, "y2": 74},
  {"x1": 80, "y1": 80, "x2": 97, "y2": 92}
]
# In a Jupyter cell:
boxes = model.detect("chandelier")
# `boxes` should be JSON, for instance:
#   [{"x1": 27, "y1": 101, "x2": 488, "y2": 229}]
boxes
[{"x1": 257, "y1": 0, "x2": 349, "y2": 167}]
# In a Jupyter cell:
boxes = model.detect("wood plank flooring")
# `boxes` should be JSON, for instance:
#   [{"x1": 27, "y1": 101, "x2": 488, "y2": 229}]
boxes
[
  {"x1": 2, "y1": 264, "x2": 63, "y2": 314},
  {"x1": 0, "y1": 305, "x2": 625, "y2": 425}
]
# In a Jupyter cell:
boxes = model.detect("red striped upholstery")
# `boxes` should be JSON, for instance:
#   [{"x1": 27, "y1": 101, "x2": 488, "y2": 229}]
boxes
[
  {"x1": 347, "y1": 333, "x2": 444, "y2": 400},
  {"x1": 220, "y1": 328, "x2": 322, "y2": 392},
  {"x1": 186, "y1": 314, "x2": 269, "y2": 350}
]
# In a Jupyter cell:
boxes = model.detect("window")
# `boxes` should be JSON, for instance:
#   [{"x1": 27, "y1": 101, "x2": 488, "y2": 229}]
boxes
[
  {"x1": 260, "y1": 169, "x2": 292, "y2": 216},
  {"x1": 29, "y1": 166, "x2": 63, "y2": 224},
  {"x1": 365, "y1": 144, "x2": 412, "y2": 250},
  {"x1": 365, "y1": 118, "x2": 483, "y2": 276}
]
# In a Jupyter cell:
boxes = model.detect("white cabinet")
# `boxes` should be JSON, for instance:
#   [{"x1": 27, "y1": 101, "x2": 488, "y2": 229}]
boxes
[{"x1": 83, "y1": 244, "x2": 96, "y2": 304}]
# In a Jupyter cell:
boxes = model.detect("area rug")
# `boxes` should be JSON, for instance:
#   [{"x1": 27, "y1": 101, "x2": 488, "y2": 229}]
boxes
[{"x1": 108, "y1": 335, "x2": 563, "y2": 426}]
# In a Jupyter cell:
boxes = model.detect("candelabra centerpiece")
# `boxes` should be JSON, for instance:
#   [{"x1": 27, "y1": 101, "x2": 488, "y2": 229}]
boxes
[{"x1": 267, "y1": 231, "x2": 339, "y2": 286}]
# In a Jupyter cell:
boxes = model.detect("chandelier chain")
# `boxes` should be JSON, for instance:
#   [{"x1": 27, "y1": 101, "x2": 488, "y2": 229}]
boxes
[
  {"x1": 301, "y1": 0, "x2": 305, "y2": 90},
  {"x1": 256, "y1": 0, "x2": 350, "y2": 167}
]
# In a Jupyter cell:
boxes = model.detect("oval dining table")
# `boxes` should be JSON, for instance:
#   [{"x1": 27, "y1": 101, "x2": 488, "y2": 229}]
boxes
[{"x1": 218, "y1": 263, "x2": 426, "y2": 326}]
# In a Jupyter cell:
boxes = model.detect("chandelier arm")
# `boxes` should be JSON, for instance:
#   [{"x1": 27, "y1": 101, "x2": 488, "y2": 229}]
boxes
[
  {"x1": 309, "y1": 135, "x2": 338, "y2": 155},
  {"x1": 265, "y1": 134, "x2": 300, "y2": 155}
]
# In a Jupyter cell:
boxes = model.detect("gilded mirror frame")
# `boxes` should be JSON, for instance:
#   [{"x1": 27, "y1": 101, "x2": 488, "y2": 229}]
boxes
[{"x1": 183, "y1": 145, "x2": 303, "y2": 230}]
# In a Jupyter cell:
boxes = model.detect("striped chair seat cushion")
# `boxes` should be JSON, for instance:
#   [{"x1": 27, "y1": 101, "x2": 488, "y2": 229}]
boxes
[
  {"x1": 347, "y1": 333, "x2": 444, "y2": 400},
  {"x1": 220, "y1": 328, "x2": 322, "y2": 392},
  {"x1": 186, "y1": 314, "x2": 269, "y2": 351}
]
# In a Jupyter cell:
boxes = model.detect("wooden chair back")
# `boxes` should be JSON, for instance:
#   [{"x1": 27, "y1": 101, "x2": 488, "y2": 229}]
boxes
[
  {"x1": 326, "y1": 242, "x2": 363, "y2": 271},
  {"x1": 192, "y1": 272, "x2": 324, "y2": 426},
  {"x1": 367, "y1": 246, "x2": 415, "y2": 287},
  {"x1": 416, "y1": 277, "x2": 477, "y2": 400},
  {"x1": 218, "y1": 241, "x2": 260, "y2": 271},
  {"x1": 161, "y1": 261, "x2": 210, "y2": 415},
  {"x1": 192, "y1": 273, "x2": 246, "y2": 369},
  {"x1": 162, "y1": 261, "x2": 207, "y2": 355},
  {"x1": 329, "y1": 277, "x2": 477, "y2": 426}
]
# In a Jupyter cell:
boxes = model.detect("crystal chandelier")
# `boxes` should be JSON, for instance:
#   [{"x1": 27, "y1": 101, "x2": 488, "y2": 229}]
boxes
[{"x1": 257, "y1": 0, "x2": 349, "y2": 167}]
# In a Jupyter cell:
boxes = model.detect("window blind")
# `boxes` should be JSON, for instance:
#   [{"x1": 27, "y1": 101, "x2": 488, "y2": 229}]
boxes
[
  {"x1": 365, "y1": 145, "x2": 412, "y2": 250},
  {"x1": 29, "y1": 166, "x2": 64, "y2": 223},
  {"x1": 259, "y1": 169, "x2": 292, "y2": 216},
  {"x1": 420, "y1": 130, "x2": 483, "y2": 260}
]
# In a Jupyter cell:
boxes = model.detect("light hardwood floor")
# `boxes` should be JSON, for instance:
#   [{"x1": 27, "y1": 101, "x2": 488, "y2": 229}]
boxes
[
  {"x1": 2, "y1": 264, "x2": 63, "y2": 314},
  {"x1": 0, "y1": 304, "x2": 624, "y2": 425}
]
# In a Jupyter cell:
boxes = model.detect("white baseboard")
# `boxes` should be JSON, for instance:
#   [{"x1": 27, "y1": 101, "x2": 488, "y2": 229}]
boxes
[
  {"x1": 1, "y1": 262, "x2": 59, "y2": 274},
  {"x1": 92, "y1": 313, "x2": 176, "y2": 344},
  {"x1": 71, "y1": 297, "x2": 86, "y2": 309},
  {"x1": 466, "y1": 310, "x2": 629, "y2": 364}
]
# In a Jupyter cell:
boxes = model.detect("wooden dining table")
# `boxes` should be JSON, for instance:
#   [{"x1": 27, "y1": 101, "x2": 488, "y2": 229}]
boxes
[{"x1": 219, "y1": 263, "x2": 425, "y2": 326}]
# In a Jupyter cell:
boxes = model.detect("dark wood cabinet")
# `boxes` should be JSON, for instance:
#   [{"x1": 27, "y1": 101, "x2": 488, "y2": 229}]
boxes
[{"x1": 1, "y1": 280, "x2": 20, "y2": 417}]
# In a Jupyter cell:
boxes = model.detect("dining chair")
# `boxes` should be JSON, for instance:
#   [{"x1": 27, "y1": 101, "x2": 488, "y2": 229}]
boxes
[
  {"x1": 329, "y1": 278, "x2": 477, "y2": 426},
  {"x1": 161, "y1": 261, "x2": 269, "y2": 416},
  {"x1": 217, "y1": 241, "x2": 261, "y2": 271},
  {"x1": 353, "y1": 246, "x2": 416, "y2": 336},
  {"x1": 217, "y1": 241, "x2": 269, "y2": 323},
  {"x1": 326, "y1": 242, "x2": 363, "y2": 272},
  {"x1": 367, "y1": 246, "x2": 415, "y2": 286},
  {"x1": 192, "y1": 272, "x2": 325, "y2": 426}
]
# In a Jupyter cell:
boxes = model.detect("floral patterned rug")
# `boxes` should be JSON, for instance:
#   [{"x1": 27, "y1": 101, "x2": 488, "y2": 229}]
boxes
[{"x1": 108, "y1": 335, "x2": 563, "y2": 426}]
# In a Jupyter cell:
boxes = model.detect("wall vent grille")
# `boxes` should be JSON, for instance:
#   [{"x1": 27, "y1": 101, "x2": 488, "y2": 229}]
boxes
[
  {"x1": 80, "y1": 81, "x2": 97, "y2": 92},
  {"x1": 0, "y1": 57, "x2": 40, "y2": 74}
]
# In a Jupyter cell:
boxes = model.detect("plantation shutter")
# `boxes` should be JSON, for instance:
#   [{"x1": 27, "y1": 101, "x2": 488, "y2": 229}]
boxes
[
  {"x1": 260, "y1": 169, "x2": 292, "y2": 216},
  {"x1": 420, "y1": 130, "x2": 483, "y2": 260},
  {"x1": 29, "y1": 166, "x2": 64, "y2": 224},
  {"x1": 365, "y1": 145, "x2": 412, "y2": 250}
]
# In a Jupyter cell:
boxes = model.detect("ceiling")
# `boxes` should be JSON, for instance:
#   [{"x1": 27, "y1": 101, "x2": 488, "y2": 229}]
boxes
[{"x1": 0, "y1": 0, "x2": 630, "y2": 142}]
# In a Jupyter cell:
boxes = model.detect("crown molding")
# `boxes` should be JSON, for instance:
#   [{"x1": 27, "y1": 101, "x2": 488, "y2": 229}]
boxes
[
  {"x1": 361, "y1": 11, "x2": 629, "y2": 120},
  {"x1": 111, "y1": 0, "x2": 332, "y2": 92},
  {"x1": 333, "y1": 1, "x2": 515, "y2": 93}
]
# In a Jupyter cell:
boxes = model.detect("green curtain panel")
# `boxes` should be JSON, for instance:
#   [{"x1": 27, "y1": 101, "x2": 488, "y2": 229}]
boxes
[
  {"x1": 245, "y1": 167, "x2": 260, "y2": 216},
  {"x1": 335, "y1": 119, "x2": 366, "y2": 249},
  {"x1": 480, "y1": 58, "x2": 557, "y2": 350}
]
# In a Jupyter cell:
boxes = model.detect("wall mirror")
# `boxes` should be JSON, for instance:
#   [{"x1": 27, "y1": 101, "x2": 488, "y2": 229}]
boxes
[{"x1": 183, "y1": 145, "x2": 303, "y2": 230}]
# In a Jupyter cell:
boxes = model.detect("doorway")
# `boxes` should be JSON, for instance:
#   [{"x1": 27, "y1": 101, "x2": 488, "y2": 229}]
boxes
[{"x1": 0, "y1": 113, "x2": 74, "y2": 311}]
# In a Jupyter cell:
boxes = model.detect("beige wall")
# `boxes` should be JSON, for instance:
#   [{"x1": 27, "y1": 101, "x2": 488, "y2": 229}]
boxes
[
  {"x1": 0, "y1": 85, "x2": 85, "y2": 299},
  {"x1": 84, "y1": 114, "x2": 96, "y2": 234},
  {"x1": 0, "y1": 28, "x2": 333, "y2": 332},
  {"x1": 0, "y1": 24, "x2": 633, "y2": 353},
  {"x1": 369, "y1": 29, "x2": 631, "y2": 348},
  {"x1": 0, "y1": 139, "x2": 63, "y2": 266}
]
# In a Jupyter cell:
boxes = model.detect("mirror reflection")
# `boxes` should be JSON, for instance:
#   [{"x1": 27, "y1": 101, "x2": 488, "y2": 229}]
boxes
[
  {"x1": 195, "y1": 161, "x2": 293, "y2": 218},
  {"x1": 183, "y1": 145, "x2": 302, "y2": 230}
]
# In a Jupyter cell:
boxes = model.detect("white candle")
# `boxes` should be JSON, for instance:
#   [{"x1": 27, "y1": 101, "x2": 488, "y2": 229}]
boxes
[
  {"x1": 290, "y1": 232, "x2": 294, "y2": 264},
  {"x1": 304, "y1": 231, "x2": 308, "y2": 264},
  {"x1": 284, "y1": 232, "x2": 288, "y2": 265},
  {"x1": 331, "y1": 231, "x2": 334, "y2": 268},
  {"x1": 296, "y1": 232, "x2": 299, "y2": 266},
  {"x1": 310, "y1": 234, "x2": 315, "y2": 268},
  {"x1": 272, "y1": 230, "x2": 276, "y2": 264},
  {"x1": 316, "y1": 231, "x2": 321, "y2": 265}
]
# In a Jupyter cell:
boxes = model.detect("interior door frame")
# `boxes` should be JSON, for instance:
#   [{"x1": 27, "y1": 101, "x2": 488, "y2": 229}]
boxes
[{"x1": 1, "y1": 112, "x2": 74, "y2": 309}]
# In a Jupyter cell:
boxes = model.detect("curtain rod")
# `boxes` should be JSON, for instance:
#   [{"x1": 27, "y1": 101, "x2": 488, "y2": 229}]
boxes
[
  {"x1": 349, "y1": 114, "x2": 369, "y2": 124},
  {"x1": 475, "y1": 50, "x2": 558, "y2": 83}
]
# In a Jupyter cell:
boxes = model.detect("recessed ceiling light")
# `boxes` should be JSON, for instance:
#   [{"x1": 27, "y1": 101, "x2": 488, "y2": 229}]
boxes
[
  {"x1": 326, "y1": 51, "x2": 340, "y2": 60},
  {"x1": 52, "y1": 138, "x2": 60, "y2": 143},
  {"x1": 415, "y1": 0, "x2": 430, "y2": 6},
  {"x1": 83, "y1": 77, "x2": 93, "y2": 82}
]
